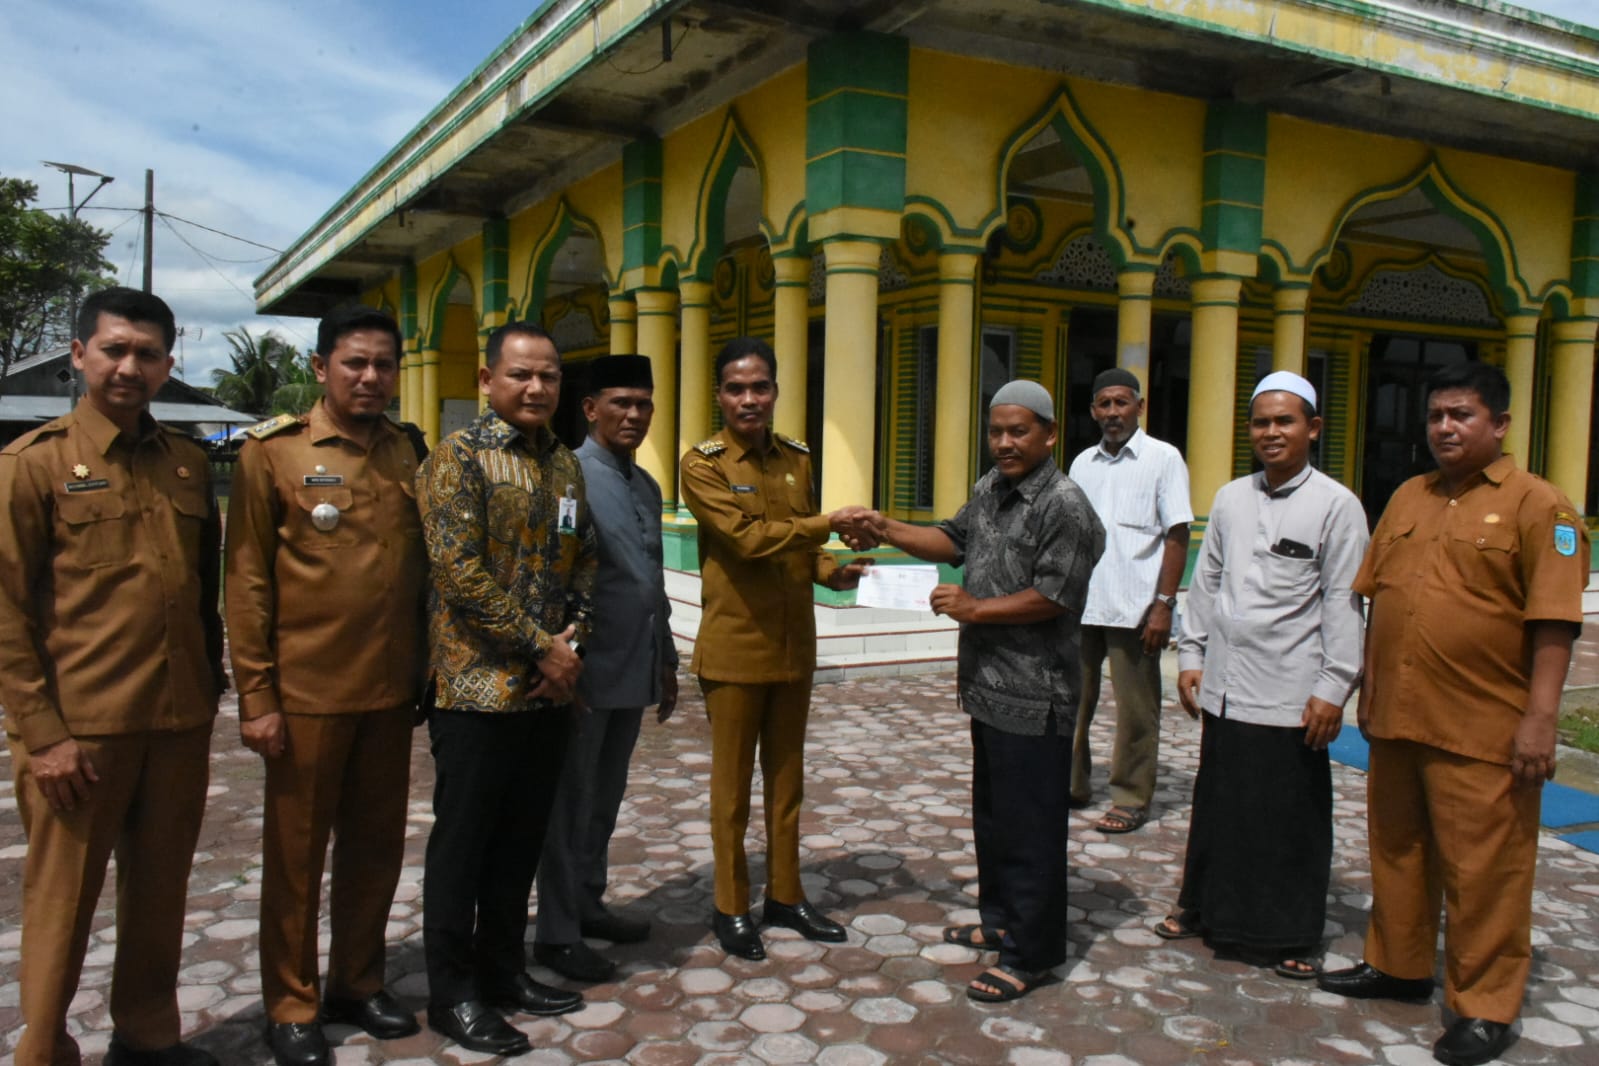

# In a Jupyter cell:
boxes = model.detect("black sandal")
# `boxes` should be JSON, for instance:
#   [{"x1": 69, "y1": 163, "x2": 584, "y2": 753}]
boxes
[
  {"x1": 966, "y1": 963, "x2": 1055, "y2": 1003},
  {"x1": 942, "y1": 924, "x2": 1003, "y2": 949}
]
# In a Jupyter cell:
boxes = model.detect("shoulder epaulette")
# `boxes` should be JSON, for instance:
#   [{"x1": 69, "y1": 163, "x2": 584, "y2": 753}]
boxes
[
  {"x1": 244, "y1": 413, "x2": 302, "y2": 440},
  {"x1": 0, "y1": 419, "x2": 67, "y2": 456},
  {"x1": 693, "y1": 438, "x2": 727, "y2": 456},
  {"x1": 776, "y1": 433, "x2": 810, "y2": 453}
]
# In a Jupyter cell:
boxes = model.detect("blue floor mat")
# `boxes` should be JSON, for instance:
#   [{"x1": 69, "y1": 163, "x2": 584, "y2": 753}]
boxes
[
  {"x1": 1328, "y1": 729, "x2": 1370, "y2": 771},
  {"x1": 1541, "y1": 781, "x2": 1599, "y2": 829},
  {"x1": 1558, "y1": 829, "x2": 1599, "y2": 855}
]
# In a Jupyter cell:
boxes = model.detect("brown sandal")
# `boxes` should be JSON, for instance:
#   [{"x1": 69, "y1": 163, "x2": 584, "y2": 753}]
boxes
[{"x1": 1095, "y1": 806, "x2": 1148, "y2": 834}]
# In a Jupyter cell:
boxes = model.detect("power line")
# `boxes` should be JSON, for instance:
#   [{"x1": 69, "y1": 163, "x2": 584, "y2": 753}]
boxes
[
  {"x1": 158, "y1": 210, "x2": 283, "y2": 254},
  {"x1": 157, "y1": 216, "x2": 312, "y2": 347}
]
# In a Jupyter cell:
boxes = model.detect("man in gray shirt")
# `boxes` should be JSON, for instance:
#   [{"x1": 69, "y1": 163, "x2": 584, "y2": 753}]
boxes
[
  {"x1": 1159, "y1": 371, "x2": 1367, "y2": 979},
  {"x1": 873, "y1": 380, "x2": 1103, "y2": 1002},
  {"x1": 534, "y1": 355, "x2": 678, "y2": 982}
]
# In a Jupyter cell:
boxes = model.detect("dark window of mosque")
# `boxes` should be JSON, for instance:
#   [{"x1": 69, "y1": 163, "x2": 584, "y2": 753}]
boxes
[
  {"x1": 806, "y1": 318, "x2": 826, "y2": 494},
  {"x1": 1062, "y1": 309, "x2": 1191, "y2": 464},
  {"x1": 914, "y1": 326, "x2": 938, "y2": 509},
  {"x1": 977, "y1": 327, "x2": 1016, "y2": 478},
  {"x1": 1587, "y1": 363, "x2": 1599, "y2": 516},
  {"x1": 1362, "y1": 334, "x2": 1474, "y2": 526},
  {"x1": 552, "y1": 357, "x2": 595, "y2": 452}
]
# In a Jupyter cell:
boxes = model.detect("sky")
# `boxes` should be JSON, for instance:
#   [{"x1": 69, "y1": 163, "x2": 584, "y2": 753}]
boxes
[{"x1": 3, "y1": 0, "x2": 1596, "y2": 389}]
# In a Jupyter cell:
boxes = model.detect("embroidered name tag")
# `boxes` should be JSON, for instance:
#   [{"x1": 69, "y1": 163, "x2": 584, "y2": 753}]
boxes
[
  {"x1": 303, "y1": 474, "x2": 344, "y2": 486},
  {"x1": 731, "y1": 484, "x2": 757, "y2": 494},
  {"x1": 64, "y1": 479, "x2": 111, "y2": 493}
]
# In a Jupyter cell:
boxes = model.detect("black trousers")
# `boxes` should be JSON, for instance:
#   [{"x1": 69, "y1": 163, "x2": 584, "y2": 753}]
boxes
[
  {"x1": 971, "y1": 714, "x2": 1073, "y2": 973},
  {"x1": 423, "y1": 708, "x2": 570, "y2": 1006}
]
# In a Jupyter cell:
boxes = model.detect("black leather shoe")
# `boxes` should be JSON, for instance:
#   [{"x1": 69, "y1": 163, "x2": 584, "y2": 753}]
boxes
[
  {"x1": 713, "y1": 909, "x2": 767, "y2": 960},
  {"x1": 535, "y1": 939, "x2": 618, "y2": 982},
  {"x1": 426, "y1": 1000, "x2": 532, "y2": 1057},
  {"x1": 762, "y1": 898, "x2": 847, "y2": 943},
  {"x1": 1432, "y1": 1017, "x2": 1515, "y2": 1066},
  {"x1": 483, "y1": 971, "x2": 584, "y2": 1016},
  {"x1": 322, "y1": 988, "x2": 420, "y2": 1039},
  {"x1": 263, "y1": 1022, "x2": 329, "y2": 1066},
  {"x1": 580, "y1": 910, "x2": 651, "y2": 943},
  {"x1": 105, "y1": 1034, "x2": 221, "y2": 1066},
  {"x1": 1317, "y1": 961, "x2": 1435, "y2": 1001}
]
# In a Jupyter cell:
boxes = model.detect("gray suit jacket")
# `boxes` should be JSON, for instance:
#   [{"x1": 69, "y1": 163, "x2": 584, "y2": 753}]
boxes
[{"x1": 574, "y1": 436, "x2": 677, "y2": 708}]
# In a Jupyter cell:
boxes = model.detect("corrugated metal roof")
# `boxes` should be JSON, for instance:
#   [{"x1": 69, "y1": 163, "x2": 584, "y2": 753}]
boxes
[{"x1": 0, "y1": 396, "x2": 257, "y2": 425}]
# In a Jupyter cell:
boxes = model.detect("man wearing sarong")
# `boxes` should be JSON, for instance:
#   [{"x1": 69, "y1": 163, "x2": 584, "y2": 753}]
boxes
[{"x1": 1159, "y1": 371, "x2": 1367, "y2": 979}]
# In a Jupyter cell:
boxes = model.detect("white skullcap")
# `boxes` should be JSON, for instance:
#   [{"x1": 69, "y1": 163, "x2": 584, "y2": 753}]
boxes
[
  {"x1": 1251, "y1": 370, "x2": 1317, "y2": 411},
  {"x1": 990, "y1": 379, "x2": 1056, "y2": 422}
]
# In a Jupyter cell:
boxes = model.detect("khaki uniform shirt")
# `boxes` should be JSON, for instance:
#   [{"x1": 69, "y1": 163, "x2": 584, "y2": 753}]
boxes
[
  {"x1": 680, "y1": 428, "x2": 837, "y2": 683},
  {"x1": 0, "y1": 403, "x2": 225, "y2": 751},
  {"x1": 1356, "y1": 455, "x2": 1587, "y2": 764},
  {"x1": 224, "y1": 401, "x2": 428, "y2": 719},
  {"x1": 416, "y1": 411, "x2": 596, "y2": 713}
]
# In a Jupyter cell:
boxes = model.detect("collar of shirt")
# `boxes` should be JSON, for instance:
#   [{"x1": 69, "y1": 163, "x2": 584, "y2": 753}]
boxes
[
  {"x1": 1092, "y1": 427, "x2": 1145, "y2": 463},
  {"x1": 985, "y1": 456, "x2": 1059, "y2": 504},
  {"x1": 578, "y1": 435, "x2": 635, "y2": 478},
  {"x1": 1425, "y1": 452, "x2": 1516, "y2": 496},
  {"x1": 478, "y1": 409, "x2": 558, "y2": 455},
  {"x1": 724, "y1": 426, "x2": 781, "y2": 462},
  {"x1": 71, "y1": 401, "x2": 162, "y2": 454},
  {"x1": 1255, "y1": 462, "x2": 1315, "y2": 498},
  {"x1": 307, "y1": 399, "x2": 400, "y2": 451}
]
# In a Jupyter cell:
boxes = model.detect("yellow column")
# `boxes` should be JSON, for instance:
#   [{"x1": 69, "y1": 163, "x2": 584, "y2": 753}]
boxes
[
  {"x1": 403, "y1": 349, "x2": 421, "y2": 426},
  {"x1": 678, "y1": 280, "x2": 714, "y2": 467},
  {"x1": 633, "y1": 288, "x2": 679, "y2": 499},
  {"x1": 1546, "y1": 317, "x2": 1598, "y2": 508},
  {"x1": 933, "y1": 252, "x2": 979, "y2": 519},
  {"x1": 820, "y1": 239, "x2": 881, "y2": 513},
  {"x1": 771, "y1": 255, "x2": 811, "y2": 440},
  {"x1": 1116, "y1": 268, "x2": 1156, "y2": 428},
  {"x1": 1272, "y1": 285, "x2": 1311, "y2": 375},
  {"x1": 608, "y1": 293, "x2": 637, "y2": 355},
  {"x1": 1502, "y1": 312, "x2": 1538, "y2": 464},
  {"x1": 1186, "y1": 276, "x2": 1244, "y2": 518},
  {"x1": 420, "y1": 348, "x2": 441, "y2": 446}
]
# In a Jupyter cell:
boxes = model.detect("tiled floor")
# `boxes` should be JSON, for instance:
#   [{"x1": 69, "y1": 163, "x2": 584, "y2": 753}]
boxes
[{"x1": 4, "y1": 663, "x2": 1599, "y2": 1064}]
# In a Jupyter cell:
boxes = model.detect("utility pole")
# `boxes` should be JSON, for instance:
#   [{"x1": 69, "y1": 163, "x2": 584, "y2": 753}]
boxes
[
  {"x1": 142, "y1": 169, "x2": 155, "y2": 293},
  {"x1": 42, "y1": 161, "x2": 114, "y2": 409}
]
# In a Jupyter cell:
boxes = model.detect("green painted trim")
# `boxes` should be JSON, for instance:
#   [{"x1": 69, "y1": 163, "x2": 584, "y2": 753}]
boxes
[
  {"x1": 482, "y1": 216, "x2": 509, "y2": 315},
  {"x1": 806, "y1": 31, "x2": 909, "y2": 100},
  {"x1": 684, "y1": 112, "x2": 767, "y2": 282},
  {"x1": 806, "y1": 93, "x2": 910, "y2": 158},
  {"x1": 424, "y1": 260, "x2": 467, "y2": 347},
  {"x1": 806, "y1": 151, "x2": 907, "y2": 214},
  {"x1": 1574, "y1": 172, "x2": 1599, "y2": 300},
  {"x1": 622, "y1": 138, "x2": 664, "y2": 275},
  {"x1": 400, "y1": 262, "x2": 419, "y2": 347},
  {"x1": 1202, "y1": 102, "x2": 1265, "y2": 256},
  {"x1": 517, "y1": 199, "x2": 606, "y2": 323}
]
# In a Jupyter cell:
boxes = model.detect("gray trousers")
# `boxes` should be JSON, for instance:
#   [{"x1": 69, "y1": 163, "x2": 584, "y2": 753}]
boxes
[
  {"x1": 1071, "y1": 624, "x2": 1164, "y2": 811},
  {"x1": 534, "y1": 705, "x2": 645, "y2": 944}
]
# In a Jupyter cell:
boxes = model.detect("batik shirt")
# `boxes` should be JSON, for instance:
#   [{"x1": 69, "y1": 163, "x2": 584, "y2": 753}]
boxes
[
  {"x1": 938, "y1": 459, "x2": 1105, "y2": 736},
  {"x1": 416, "y1": 410, "x2": 596, "y2": 713}
]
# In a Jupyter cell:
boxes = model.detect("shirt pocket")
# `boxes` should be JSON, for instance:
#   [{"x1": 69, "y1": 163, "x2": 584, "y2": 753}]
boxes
[
  {"x1": 1257, "y1": 548, "x2": 1320, "y2": 598},
  {"x1": 293, "y1": 486, "x2": 358, "y2": 549},
  {"x1": 55, "y1": 492, "x2": 131, "y2": 569},
  {"x1": 1113, "y1": 485, "x2": 1159, "y2": 533},
  {"x1": 1446, "y1": 524, "x2": 1517, "y2": 587}
]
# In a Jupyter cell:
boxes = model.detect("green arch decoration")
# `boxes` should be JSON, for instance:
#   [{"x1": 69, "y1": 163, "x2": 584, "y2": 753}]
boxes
[
  {"x1": 682, "y1": 111, "x2": 774, "y2": 283},
  {"x1": 1262, "y1": 158, "x2": 1533, "y2": 317},
  {"x1": 421, "y1": 259, "x2": 470, "y2": 350},
  {"x1": 513, "y1": 198, "x2": 608, "y2": 324}
]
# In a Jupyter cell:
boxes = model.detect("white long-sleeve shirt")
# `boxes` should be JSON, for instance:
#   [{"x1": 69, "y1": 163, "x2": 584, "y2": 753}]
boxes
[{"x1": 1177, "y1": 464, "x2": 1368, "y2": 728}]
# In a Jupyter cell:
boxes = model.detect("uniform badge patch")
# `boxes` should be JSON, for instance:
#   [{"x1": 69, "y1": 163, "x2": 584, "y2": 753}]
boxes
[
  {"x1": 731, "y1": 484, "x2": 757, "y2": 494},
  {"x1": 1555, "y1": 523, "x2": 1578, "y2": 557},
  {"x1": 71, "y1": 463, "x2": 90, "y2": 479}
]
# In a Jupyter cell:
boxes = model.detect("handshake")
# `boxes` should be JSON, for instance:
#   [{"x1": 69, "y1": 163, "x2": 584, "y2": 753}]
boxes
[{"x1": 828, "y1": 505, "x2": 889, "y2": 551}]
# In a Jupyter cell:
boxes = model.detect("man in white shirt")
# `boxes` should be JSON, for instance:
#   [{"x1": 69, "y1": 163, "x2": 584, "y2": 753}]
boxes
[{"x1": 1067, "y1": 369, "x2": 1192, "y2": 833}]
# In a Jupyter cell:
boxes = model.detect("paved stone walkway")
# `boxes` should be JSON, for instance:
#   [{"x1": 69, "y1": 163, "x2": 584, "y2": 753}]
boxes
[{"x1": 4, "y1": 671, "x2": 1599, "y2": 1065}]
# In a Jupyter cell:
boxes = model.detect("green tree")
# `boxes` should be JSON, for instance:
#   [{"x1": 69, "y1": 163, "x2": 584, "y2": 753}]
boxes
[
  {"x1": 210, "y1": 328, "x2": 303, "y2": 415},
  {"x1": 0, "y1": 176, "x2": 115, "y2": 395},
  {"x1": 270, "y1": 350, "x2": 323, "y2": 415}
]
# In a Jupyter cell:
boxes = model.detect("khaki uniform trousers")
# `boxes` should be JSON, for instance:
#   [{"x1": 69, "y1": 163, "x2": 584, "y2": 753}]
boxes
[
  {"x1": 259, "y1": 707, "x2": 412, "y2": 1023},
  {"x1": 1365, "y1": 737, "x2": 1541, "y2": 1023},
  {"x1": 1072, "y1": 625, "x2": 1163, "y2": 810},
  {"x1": 8, "y1": 723, "x2": 213, "y2": 1066},
  {"x1": 702, "y1": 678, "x2": 811, "y2": 915}
]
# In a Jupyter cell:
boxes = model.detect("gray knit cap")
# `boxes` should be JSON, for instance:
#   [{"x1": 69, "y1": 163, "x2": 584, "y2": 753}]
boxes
[{"x1": 990, "y1": 380, "x2": 1056, "y2": 423}]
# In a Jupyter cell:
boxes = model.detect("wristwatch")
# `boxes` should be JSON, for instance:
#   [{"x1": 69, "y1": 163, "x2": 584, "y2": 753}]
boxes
[
  {"x1": 569, "y1": 639, "x2": 587, "y2": 660},
  {"x1": 1154, "y1": 593, "x2": 1178, "y2": 609}
]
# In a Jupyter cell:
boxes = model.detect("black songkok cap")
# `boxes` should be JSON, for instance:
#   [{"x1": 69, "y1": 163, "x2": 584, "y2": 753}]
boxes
[
  {"x1": 1091, "y1": 367, "x2": 1141, "y2": 397},
  {"x1": 589, "y1": 354, "x2": 654, "y2": 391}
]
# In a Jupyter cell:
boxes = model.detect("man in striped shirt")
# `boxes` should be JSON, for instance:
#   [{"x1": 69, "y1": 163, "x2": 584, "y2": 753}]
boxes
[{"x1": 1067, "y1": 368, "x2": 1192, "y2": 834}]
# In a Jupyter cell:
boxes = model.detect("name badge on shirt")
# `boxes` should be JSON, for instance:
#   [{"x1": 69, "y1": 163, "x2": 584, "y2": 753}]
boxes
[
  {"x1": 303, "y1": 474, "x2": 344, "y2": 486},
  {"x1": 558, "y1": 493, "x2": 578, "y2": 535},
  {"x1": 64, "y1": 478, "x2": 111, "y2": 493},
  {"x1": 731, "y1": 484, "x2": 757, "y2": 494}
]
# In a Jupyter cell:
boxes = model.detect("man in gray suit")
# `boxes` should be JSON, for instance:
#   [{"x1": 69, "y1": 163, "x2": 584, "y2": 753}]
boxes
[{"x1": 534, "y1": 354, "x2": 678, "y2": 982}]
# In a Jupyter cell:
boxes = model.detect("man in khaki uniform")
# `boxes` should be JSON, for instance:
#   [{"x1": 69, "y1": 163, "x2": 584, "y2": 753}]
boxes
[
  {"x1": 679, "y1": 336, "x2": 871, "y2": 962},
  {"x1": 225, "y1": 307, "x2": 427, "y2": 1066},
  {"x1": 0, "y1": 287, "x2": 226, "y2": 1066},
  {"x1": 1320, "y1": 362, "x2": 1586, "y2": 1066}
]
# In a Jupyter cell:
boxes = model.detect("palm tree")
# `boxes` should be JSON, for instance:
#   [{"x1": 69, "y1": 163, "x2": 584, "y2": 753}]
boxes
[{"x1": 210, "y1": 329, "x2": 301, "y2": 415}]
